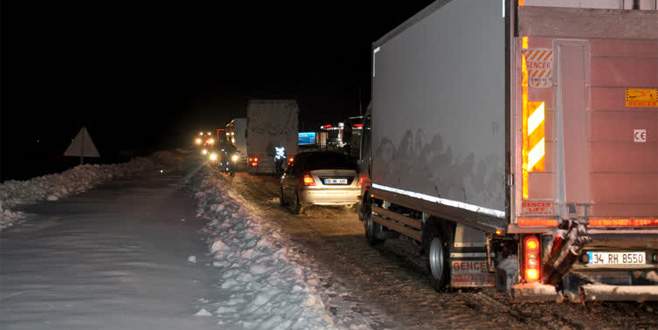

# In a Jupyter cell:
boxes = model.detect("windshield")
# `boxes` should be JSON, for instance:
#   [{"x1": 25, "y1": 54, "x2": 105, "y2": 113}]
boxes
[{"x1": 302, "y1": 152, "x2": 357, "y2": 171}]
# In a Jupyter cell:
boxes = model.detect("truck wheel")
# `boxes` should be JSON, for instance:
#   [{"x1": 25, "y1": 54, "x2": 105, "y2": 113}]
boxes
[
  {"x1": 362, "y1": 195, "x2": 383, "y2": 245},
  {"x1": 365, "y1": 212, "x2": 384, "y2": 246},
  {"x1": 425, "y1": 230, "x2": 449, "y2": 291},
  {"x1": 289, "y1": 192, "x2": 302, "y2": 215},
  {"x1": 279, "y1": 187, "x2": 287, "y2": 206}
]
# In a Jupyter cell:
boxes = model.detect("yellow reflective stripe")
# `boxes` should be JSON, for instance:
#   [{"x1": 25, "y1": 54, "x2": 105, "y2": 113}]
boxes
[
  {"x1": 527, "y1": 102, "x2": 544, "y2": 135},
  {"x1": 527, "y1": 101, "x2": 545, "y2": 172},
  {"x1": 521, "y1": 37, "x2": 546, "y2": 200},
  {"x1": 521, "y1": 41, "x2": 529, "y2": 200},
  {"x1": 527, "y1": 138, "x2": 545, "y2": 172}
]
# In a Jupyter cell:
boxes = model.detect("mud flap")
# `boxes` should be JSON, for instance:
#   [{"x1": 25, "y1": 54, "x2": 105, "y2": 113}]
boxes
[
  {"x1": 450, "y1": 224, "x2": 495, "y2": 288},
  {"x1": 496, "y1": 255, "x2": 518, "y2": 293}
]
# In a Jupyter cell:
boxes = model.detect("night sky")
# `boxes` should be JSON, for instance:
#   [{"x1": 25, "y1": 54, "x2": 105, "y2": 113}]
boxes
[{"x1": 1, "y1": 1, "x2": 433, "y2": 180}]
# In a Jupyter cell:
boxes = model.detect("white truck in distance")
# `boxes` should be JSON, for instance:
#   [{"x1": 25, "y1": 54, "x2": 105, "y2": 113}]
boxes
[
  {"x1": 360, "y1": 0, "x2": 658, "y2": 302},
  {"x1": 246, "y1": 100, "x2": 299, "y2": 174}
]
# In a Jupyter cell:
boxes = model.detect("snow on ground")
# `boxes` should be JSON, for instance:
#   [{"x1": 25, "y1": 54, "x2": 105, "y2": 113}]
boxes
[
  {"x1": 0, "y1": 151, "x2": 180, "y2": 231},
  {"x1": 191, "y1": 167, "x2": 336, "y2": 330},
  {"x1": 0, "y1": 201, "x2": 23, "y2": 231}
]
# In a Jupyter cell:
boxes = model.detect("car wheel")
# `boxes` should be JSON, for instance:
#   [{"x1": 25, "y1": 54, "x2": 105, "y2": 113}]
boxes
[
  {"x1": 424, "y1": 229, "x2": 449, "y2": 291},
  {"x1": 279, "y1": 187, "x2": 287, "y2": 206},
  {"x1": 289, "y1": 191, "x2": 302, "y2": 215}
]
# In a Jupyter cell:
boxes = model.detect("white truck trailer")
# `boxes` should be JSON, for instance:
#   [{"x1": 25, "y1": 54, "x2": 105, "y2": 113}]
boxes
[
  {"x1": 360, "y1": 0, "x2": 658, "y2": 301},
  {"x1": 225, "y1": 118, "x2": 247, "y2": 168},
  {"x1": 246, "y1": 100, "x2": 299, "y2": 174}
]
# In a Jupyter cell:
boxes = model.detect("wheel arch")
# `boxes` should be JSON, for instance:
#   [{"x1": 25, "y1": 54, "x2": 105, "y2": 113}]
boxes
[{"x1": 422, "y1": 217, "x2": 456, "y2": 254}]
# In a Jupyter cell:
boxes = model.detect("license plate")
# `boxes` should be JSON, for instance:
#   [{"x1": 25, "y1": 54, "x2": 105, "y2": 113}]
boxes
[
  {"x1": 587, "y1": 251, "x2": 646, "y2": 265},
  {"x1": 324, "y1": 178, "x2": 348, "y2": 185}
]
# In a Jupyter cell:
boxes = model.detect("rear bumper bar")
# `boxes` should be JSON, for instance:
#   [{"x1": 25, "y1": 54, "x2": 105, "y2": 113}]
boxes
[
  {"x1": 511, "y1": 283, "x2": 559, "y2": 302},
  {"x1": 511, "y1": 283, "x2": 658, "y2": 302},
  {"x1": 301, "y1": 188, "x2": 360, "y2": 206},
  {"x1": 581, "y1": 284, "x2": 658, "y2": 302}
]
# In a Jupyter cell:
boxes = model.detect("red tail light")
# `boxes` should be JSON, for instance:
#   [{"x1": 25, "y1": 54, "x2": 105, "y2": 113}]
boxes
[
  {"x1": 248, "y1": 157, "x2": 259, "y2": 167},
  {"x1": 523, "y1": 235, "x2": 541, "y2": 283},
  {"x1": 288, "y1": 156, "x2": 294, "y2": 166},
  {"x1": 357, "y1": 175, "x2": 368, "y2": 188},
  {"x1": 302, "y1": 173, "x2": 315, "y2": 186}
]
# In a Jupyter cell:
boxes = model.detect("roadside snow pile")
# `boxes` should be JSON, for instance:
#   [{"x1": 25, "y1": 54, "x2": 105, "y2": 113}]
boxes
[
  {"x1": 193, "y1": 168, "x2": 335, "y2": 330},
  {"x1": 1, "y1": 158, "x2": 154, "y2": 206},
  {"x1": 0, "y1": 201, "x2": 24, "y2": 231},
  {"x1": 0, "y1": 151, "x2": 180, "y2": 230}
]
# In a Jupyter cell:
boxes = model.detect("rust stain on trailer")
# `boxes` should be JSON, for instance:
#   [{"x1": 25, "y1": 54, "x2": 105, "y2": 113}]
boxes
[{"x1": 625, "y1": 88, "x2": 658, "y2": 107}]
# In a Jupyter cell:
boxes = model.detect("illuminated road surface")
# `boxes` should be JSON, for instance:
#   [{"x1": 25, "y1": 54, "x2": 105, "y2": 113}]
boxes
[{"x1": 0, "y1": 172, "x2": 219, "y2": 330}]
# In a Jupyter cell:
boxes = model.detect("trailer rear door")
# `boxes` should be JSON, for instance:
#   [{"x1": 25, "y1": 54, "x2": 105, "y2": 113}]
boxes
[{"x1": 515, "y1": 6, "x2": 658, "y2": 227}]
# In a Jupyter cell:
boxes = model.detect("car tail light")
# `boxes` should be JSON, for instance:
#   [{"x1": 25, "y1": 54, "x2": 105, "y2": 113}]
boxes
[
  {"x1": 523, "y1": 235, "x2": 541, "y2": 283},
  {"x1": 357, "y1": 175, "x2": 368, "y2": 187},
  {"x1": 302, "y1": 173, "x2": 315, "y2": 186},
  {"x1": 288, "y1": 156, "x2": 294, "y2": 166},
  {"x1": 248, "y1": 157, "x2": 259, "y2": 167}
]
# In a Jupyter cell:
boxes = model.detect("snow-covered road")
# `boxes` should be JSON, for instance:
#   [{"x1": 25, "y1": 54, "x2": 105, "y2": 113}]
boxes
[
  {"x1": 227, "y1": 172, "x2": 658, "y2": 330},
  {"x1": 2, "y1": 156, "x2": 657, "y2": 330},
  {"x1": 0, "y1": 170, "x2": 221, "y2": 330}
]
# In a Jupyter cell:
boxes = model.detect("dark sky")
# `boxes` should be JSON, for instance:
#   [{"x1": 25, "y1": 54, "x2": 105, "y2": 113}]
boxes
[{"x1": 1, "y1": 1, "x2": 433, "y2": 180}]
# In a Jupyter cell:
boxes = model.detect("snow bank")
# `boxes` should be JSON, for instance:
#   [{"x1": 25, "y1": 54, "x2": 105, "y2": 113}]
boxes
[
  {"x1": 192, "y1": 167, "x2": 335, "y2": 330},
  {"x1": 0, "y1": 201, "x2": 23, "y2": 231},
  {"x1": 0, "y1": 151, "x2": 179, "y2": 230}
]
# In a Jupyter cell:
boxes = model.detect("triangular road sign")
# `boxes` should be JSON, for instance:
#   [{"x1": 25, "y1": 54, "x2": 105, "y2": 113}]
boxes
[{"x1": 65, "y1": 127, "x2": 100, "y2": 160}]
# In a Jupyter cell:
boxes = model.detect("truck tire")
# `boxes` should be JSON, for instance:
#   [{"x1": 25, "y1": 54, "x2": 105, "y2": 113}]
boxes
[
  {"x1": 365, "y1": 212, "x2": 384, "y2": 246},
  {"x1": 424, "y1": 228, "x2": 449, "y2": 291},
  {"x1": 362, "y1": 194, "x2": 384, "y2": 245}
]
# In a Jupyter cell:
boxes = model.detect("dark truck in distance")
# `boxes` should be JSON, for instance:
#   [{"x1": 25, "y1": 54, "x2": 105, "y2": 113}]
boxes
[{"x1": 359, "y1": 0, "x2": 658, "y2": 301}]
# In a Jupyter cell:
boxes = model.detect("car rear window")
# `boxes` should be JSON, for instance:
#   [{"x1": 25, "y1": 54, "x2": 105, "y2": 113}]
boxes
[{"x1": 302, "y1": 153, "x2": 357, "y2": 171}]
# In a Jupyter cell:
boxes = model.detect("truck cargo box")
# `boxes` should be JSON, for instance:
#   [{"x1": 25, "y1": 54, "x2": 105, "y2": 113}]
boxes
[
  {"x1": 246, "y1": 100, "x2": 299, "y2": 174},
  {"x1": 371, "y1": 0, "x2": 507, "y2": 230}
]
